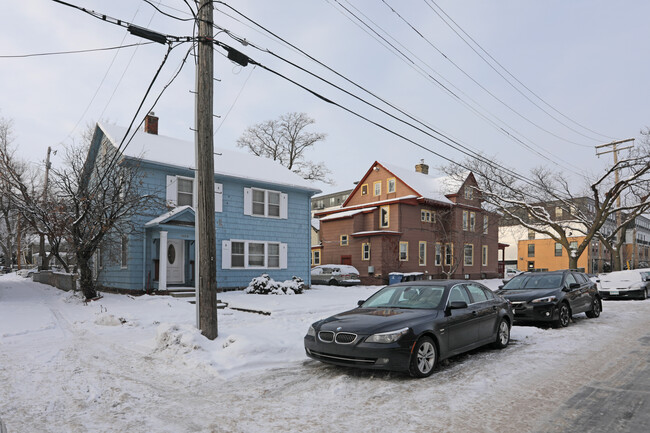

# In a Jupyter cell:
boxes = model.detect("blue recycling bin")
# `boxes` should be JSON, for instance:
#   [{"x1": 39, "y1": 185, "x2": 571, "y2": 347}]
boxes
[{"x1": 388, "y1": 273, "x2": 403, "y2": 285}]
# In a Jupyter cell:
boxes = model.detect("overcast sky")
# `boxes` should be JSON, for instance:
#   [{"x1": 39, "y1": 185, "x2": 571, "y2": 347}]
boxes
[{"x1": 2, "y1": 1, "x2": 649, "y2": 194}]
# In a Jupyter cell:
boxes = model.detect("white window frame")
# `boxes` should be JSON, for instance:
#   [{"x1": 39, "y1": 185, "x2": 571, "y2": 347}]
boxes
[
  {"x1": 464, "y1": 244, "x2": 474, "y2": 266},
  {"x1": 435, "y1": 243, "x2": 442, "y2": 266},
  {"x1": 399, "y1": 241, "x2": 408, "y2": 261},
  {"x1": 221, "y1": 240, "x2": 287, "y2": 269},
  {"x1": 362, "y1": 243, "x2": 370, "y2": 261},
  {"x1": 244, "y1": 187, "x2": 288, "y2": 219},
  {"x1": 387, "y1": 178, "x2": 396, "y2": 193},
  {"x1": 462, "y1": 210, "x2": 468, "y2": 231},
  {"x1": 374, "y1": 181, "x2": 381, "y2": 196},
  {"x1": 419, "y1": 241, "x2": 426, "y2": 266},
  {"x1": 470, "y1": 212, "x2": 476, "y2": 232}
]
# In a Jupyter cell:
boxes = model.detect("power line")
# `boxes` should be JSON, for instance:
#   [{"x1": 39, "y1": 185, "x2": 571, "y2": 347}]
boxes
[
  {"x1": 50, "y1": 0, "x2": 190, "y2": 43},
  {"x1": 381, "y1": 0, "x2": 595, "y2": 148},
  {"x1": 423, "y1": 0, "x2": 615, "y2": 141},
  {"x1": 0, "y1": 42, "x2": 152, "y2": 58},
  {"x1": 212, "y1": 40, "x2": 568, "y2": 195},
  {"x1": 324, "y1": 0, "x2": 579, "y2": 172},
  {"x1": 210, "y1": 3, "x2": 582, "y2": 187},
  {"x1": 214, "y1": 65, "x2": 256, "y2": 135}
]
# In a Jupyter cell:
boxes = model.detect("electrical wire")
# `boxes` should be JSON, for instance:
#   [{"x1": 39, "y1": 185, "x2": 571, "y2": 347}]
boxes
[
  {"x1": 326, "y1": 0, "x2": 580, "y2": 172},
  {"x1": 212, "y1": 2, "x2": 579, "y2": 181},
  {"x1": 381, "y1": 0, "x2": 595, "y2": 148},
  {"x1": 50, "y1": 0, "x2": 189, "y2": 43},
  {"x1": 214, "y1": 65, "x2": 256, "y2": 135},
  {"x1": 424, "y1": 0, "x2": 615, "y2": 141},
  {"x1": 212, "y1": 40, "x2": 569, "y2": 195},
  {"x1": 0, "y1": 42, "x2": 153, "y2": 58}
]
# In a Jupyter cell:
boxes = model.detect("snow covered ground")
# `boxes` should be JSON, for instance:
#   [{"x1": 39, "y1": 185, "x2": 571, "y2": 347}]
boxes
[{"x1": 2, "y1": 273, "x2": 650, "y2": 432}]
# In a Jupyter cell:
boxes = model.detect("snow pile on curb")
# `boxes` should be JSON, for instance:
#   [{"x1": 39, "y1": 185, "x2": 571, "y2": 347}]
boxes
[
  {"x1": 154, "y1": 323, "x2": 204, "y2": 355},
  {"x1": 244, "y1": 274, "x2": 305, "y2": 295}
]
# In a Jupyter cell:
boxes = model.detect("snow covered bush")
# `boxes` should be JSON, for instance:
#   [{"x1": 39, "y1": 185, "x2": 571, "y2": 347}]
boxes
[{"x1": 244, "y1": 274, "x2": 306, "y2": 295}]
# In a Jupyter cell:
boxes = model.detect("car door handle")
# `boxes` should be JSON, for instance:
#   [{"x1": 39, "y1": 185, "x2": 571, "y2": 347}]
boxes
[
  {"x1": 492, "y1": 306, "x2": 497, "y2": 311},
  {"x1": 472, "y1": 311, "x2": 478, "y2": 316}
]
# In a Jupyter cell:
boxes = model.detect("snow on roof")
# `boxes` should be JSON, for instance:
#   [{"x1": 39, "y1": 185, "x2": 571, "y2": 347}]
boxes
[
  {"x1": 144, "y1": 205, "x2": 193, "y2": 227},
  {"x1": 98, "y1": 123, "x2": 320, "y2": 193},
  {"x1": 351, "y1": 230, "x2": 401, "y2": 236},
  {"x1": 311, "y1": 218, "x2": 320, "y2": 230},
  {"x1": 379, "y1": 162, "x2": 455, "y2": 204},
  {"x1": 319, "y1": 207, "x2": 377, "y2": 221}
]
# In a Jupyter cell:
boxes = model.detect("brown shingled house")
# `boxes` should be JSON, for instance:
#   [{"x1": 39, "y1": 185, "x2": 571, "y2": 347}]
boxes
[{"x1": 314, "y1": 161, "x2": 500, "y2": 285}]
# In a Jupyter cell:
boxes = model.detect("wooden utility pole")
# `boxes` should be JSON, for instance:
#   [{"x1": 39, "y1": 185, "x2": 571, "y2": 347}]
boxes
[
  {"x1": 38, "y1": 146, "x2": 52, "y2": 271},
  {"x1": 596, "y1": 138, "x2": 635, "y2": 270},
  {"x1": 195, "y1": 0, "x2": 218, "y2": 339}
]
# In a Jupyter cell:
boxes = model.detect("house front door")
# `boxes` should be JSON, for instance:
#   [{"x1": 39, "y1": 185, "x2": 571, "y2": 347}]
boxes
[{"x1": 166, "y1": 239, "x2": 184, "y2": 284}]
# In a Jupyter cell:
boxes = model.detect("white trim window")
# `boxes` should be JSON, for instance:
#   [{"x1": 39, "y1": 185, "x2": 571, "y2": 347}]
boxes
[
  {"x1": 464, "y1": 244, "x2": 474, "y2": 266},
  {"x1": 435, "y1": 243, "x2": 442, "y2": 266},
  {"x1": 166, "y1": 175, "x2": 222, "y2": 212},
  {"x1": 244, "y1": 187, "x2": 288, "y2": 219},
  {"x1": 222, "y1": 240, "x2": 287, "y2": 269}
]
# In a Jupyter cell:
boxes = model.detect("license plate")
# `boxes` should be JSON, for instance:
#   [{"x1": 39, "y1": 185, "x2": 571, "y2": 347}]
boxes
[{"x1": 610, "y1": 290, "x2": 619, "y2": 295}]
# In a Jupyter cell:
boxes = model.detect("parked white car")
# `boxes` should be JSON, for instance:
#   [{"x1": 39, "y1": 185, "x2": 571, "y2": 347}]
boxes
[
  {"x1": 311, "y1": 265, "x2": 361, "y2": 286},
  {"x1": 503, "y1": 269, "x2": 522, "y2": 280}
]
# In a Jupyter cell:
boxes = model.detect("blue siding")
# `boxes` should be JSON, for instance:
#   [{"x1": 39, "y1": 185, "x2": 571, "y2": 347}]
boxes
[{"x1": 94, "y1": 128, "x2": 317, "y2": 291}]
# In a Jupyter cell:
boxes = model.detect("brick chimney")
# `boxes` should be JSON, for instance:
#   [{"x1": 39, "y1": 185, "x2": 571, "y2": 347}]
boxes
[
  {"x1": 144, "y1": 112, "x2": 158, "y2": 135},
  {"x1": 415, "y1": 159, "x2": 429, "y2": 175}
]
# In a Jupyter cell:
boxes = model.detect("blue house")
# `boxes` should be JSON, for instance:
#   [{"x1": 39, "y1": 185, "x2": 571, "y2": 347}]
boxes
[{"x1": 89, "y1": 115, "x2": 321, "y2": 291}]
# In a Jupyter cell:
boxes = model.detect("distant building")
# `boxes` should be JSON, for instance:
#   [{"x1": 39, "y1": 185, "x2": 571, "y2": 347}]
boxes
[{"x1": 314, "y1": 161, "x2": 500, "y2": 284}]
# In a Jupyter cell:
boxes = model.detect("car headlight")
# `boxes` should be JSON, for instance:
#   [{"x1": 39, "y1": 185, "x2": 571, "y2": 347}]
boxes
[
  {"x1": 366, "y1": 327, "x2": 409, "y2": 344},
  {"x1": 531, "y1": 296, "x2": 557, "y2": 303},
  {"x1": 307, "y1": 325, "x2": 316, "y2": 337}
]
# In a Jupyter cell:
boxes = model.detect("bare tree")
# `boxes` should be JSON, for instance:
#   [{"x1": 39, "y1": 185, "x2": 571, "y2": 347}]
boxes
[
  {"x1": 52, "y1": 133, "x2": 157, "y2": 300},
  {"x1": 442, "y1": 135, "x2": 650, "y2": 271},
  {"x1": 237, "y1": 112, "x2": 332, "y2": 183}
]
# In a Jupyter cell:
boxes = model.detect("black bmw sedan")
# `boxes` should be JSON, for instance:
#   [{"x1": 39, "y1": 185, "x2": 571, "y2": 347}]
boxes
[{"x1": 304, "y1": 280, "x2": 513, "y2": 378}]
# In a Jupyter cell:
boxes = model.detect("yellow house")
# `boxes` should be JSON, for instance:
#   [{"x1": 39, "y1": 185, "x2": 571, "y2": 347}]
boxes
[{"x1": 517, "y1": 237, "x2": 590, "y2": 272}]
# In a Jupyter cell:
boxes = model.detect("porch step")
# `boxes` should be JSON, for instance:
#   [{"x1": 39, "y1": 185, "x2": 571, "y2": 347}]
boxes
[{"x1": 168, "y1": 288, "x2": 196, "y2": 298}]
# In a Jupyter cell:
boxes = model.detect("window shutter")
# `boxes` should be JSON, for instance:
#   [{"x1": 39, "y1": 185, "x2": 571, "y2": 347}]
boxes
[
  {"x1": 280, "y1": 243, "x2": 288, "y2": 269},
  {"x1": 166, "y1": 175, "x2": 177, "y2": 207},
  {"x1": 243, "y1": 187, "x2": 252, "y2": 215},
  {"x1": 222, "y1": 240, "x2": 231, "y2": 269},
  {"x1": 215, "y1": 183, "x2": 223, "y2": 212},
  {"x1": 280, "y1": 193, "x2": 288, "y2": 219}
]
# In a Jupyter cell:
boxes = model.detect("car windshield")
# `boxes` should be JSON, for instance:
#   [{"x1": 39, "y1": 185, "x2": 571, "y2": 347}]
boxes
[
  {"x1": 361, "y1": 285, "x2": 446, "y2": 309},
  {"x1": 502, "y1": 274, "x2": 563, "y2": 290}
]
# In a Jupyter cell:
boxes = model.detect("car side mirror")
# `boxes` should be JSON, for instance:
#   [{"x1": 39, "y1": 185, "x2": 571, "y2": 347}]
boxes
[
  {"x1": 596, "y1": 279, "x2": 601, "y2": 283},
  {"x1": 448, "y1": 301, "x2": 468, "y2": 310},
  {"x1": 569, "y1": 283, "x2": 581, "y2": 289},
  {"x1": 498, "y1": 285, "x2": 504, "y2": 289},
  {"x1": 357, "y1": 300, "x2": 364, "y2": 306}
]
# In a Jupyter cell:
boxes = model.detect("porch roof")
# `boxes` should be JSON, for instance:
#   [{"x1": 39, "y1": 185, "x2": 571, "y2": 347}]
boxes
[{"x1": 145, "y1": 205, "x2": 195, "y2": 228}]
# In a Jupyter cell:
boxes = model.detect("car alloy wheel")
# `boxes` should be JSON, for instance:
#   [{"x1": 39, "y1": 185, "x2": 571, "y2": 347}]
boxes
[
  {"x1": 556, "y1": 303, "x2": 570, "y2": 327},
  {"x1": 586, "y1": 298, "x2": 601, "y2": 318},
  {"x1": 409, "y1": 336, "x2": 437, "y2": 378},
  {"x1": 493, "y1": 319, "x2": 510, "y2": 349}
]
